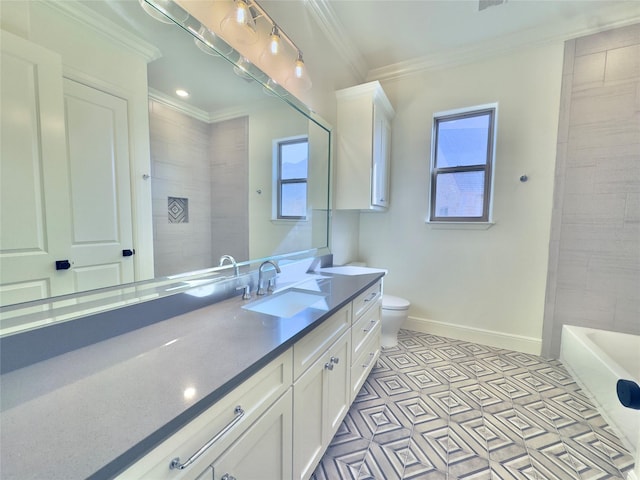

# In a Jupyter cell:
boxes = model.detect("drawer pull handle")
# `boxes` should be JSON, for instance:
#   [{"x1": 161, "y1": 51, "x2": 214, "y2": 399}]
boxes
[
  {"x1": 324, "y1": 362, "x2": 334, "y2": 371},
  {"x1": 363, "y1": 319, "x2": 377, "y2": 333},
  {"x1": 362, "y1": 352, "x2": 376, "y2": 369},
  {"x1": 363, "y1": 292, "x2": 377, "y2": 303},
  {"x1": 169, "y1": 405, "x2": 245, "y2": 470}
]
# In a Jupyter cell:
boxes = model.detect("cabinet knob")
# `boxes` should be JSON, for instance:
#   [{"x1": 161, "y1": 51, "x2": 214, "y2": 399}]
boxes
[
  {"x1": 221, "y1": 475, "x2": 237, "y2": 480},
  {"x1": 330, "y1": 356, "x2": 339, "y2": 364},
  {"x1": 324, "y1": 362, "x2": 334, "y2": 371}
]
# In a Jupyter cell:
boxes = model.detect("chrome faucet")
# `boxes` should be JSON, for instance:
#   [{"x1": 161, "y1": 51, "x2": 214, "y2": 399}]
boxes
[
  {"x1": 257, "y1": 260, "x2": 281, "y2": 295},
  {"x1": 219, "y1": 255, "x2": 239, "y2": 277}
]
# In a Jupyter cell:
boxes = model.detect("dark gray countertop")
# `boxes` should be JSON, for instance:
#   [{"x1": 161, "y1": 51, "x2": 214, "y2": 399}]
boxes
[{"x1": 0, "y1": 270, "x2": 384, "y2": 480}]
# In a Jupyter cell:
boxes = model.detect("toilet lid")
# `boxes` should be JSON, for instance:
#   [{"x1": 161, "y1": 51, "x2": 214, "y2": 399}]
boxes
[{"x1": 382, "y1": 295, "x2": 410, "y2": 311}]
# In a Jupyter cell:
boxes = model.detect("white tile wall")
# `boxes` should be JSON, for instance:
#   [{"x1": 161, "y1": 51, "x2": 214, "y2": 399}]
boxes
[
  {"x1": 542, "y1": 24, "x2": 640, "y2": 357},
  {"x1": 149, "y1": 101, "x2": 249, "y2": 277}
]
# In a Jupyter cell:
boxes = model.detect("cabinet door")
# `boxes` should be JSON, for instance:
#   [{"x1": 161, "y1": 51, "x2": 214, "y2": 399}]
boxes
[
  {"x1": 371, "y1": 102, "x2": 391, "y2": 208},
  {"x1": 63, "y1": 78, "x2": 135, "y2": 291},
  {"x1": 0, "y1": 31, "x2": 73, "y2": 304},
  {"x1": 293, "y1": 330, "x2": 351, "y2": 480},
  {"x1": 212, "y1": 389, "x2": 293, "y2": 480},
  {"x1": 325, "y1": 331, "x2": 351, "y2": 443},
  {"x1": 293, "y1": 355, "x2": 326, "y2": 480}
]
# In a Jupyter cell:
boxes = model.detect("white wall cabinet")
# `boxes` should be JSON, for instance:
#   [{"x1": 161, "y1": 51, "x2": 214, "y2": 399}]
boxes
[{"x1": 335, "y1": 81, "x2": 395, "y2": 211}]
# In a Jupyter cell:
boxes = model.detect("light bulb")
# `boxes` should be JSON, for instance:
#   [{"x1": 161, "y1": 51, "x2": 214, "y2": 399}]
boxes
[
  {"x1": 235, "y1": 0, "x2": 248, "y2": 24},
  {"x1": 259, "y1": 25, "x2": 290, "y2": 73},
  {"x1": 269, "y1": 27, "x2": 281, "y2": 55},
  {"x1": 220, "y1": 0, "x2": 257, "y2": 45},
  {"x1": 294, "y1": 59, "x2": 304, "y2": 78},
  {"x1": 286, "y1": 51, "x2": 312, "y2": 92}
]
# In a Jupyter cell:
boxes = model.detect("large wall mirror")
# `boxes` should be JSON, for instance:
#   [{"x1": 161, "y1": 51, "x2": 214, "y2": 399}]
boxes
[{"x1": 0, "y1": 0, "x2": 331, "y2": 316}]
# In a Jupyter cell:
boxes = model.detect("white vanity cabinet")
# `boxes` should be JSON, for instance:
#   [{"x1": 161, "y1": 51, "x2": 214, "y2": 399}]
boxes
[
  {"x1": 116, "y1": 349, "x2": 293, "y2": 480},
  {"x1": 350, "y1": 282, "x2": 382, "y2": 402},
  {"x1": 115, "y1": 278, "x2": 383, "y2": 480},
  {"x1": 210, "y1": 388, "x2": 293, "y2": 480},
  {"x1": 335, "y1": 81, "x2": 395, "y2": 211},
  {"x1": 292, "y1": 305, "x2": 352, "y2": 480}
]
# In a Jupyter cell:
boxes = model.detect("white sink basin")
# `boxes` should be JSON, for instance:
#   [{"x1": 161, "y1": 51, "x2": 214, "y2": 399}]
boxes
[{"x1": 242, "y1": 288, "x2": 328, "y2": 318}]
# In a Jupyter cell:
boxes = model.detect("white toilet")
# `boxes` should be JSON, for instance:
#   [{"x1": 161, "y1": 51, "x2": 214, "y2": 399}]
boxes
[{"x1": 380, "y1": 295, "x2": 411, "y2": 348}]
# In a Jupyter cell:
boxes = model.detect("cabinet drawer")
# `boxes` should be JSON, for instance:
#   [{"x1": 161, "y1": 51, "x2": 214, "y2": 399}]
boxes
[
  {"x1": 350, "y1": 322, "x2": 381, "y2": 403},
  {"x1": 352, "y1": 281, "x2": 381, "y2": 321},
  {"x1": 117, "y1": 349, "x2": 293, "y2": 480},
  {"x1": 351, "y1": 299, "x2": 380, "y2": 362},
  {"x1": 293, "y1": 303, "x2": 351, "y2": 380}
]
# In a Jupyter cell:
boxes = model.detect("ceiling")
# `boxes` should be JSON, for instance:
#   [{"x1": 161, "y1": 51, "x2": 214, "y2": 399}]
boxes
[
  {"x1": 79, "y1": 0, "x2": 640, "y2": 115},
  {"x1": 262, "y1": 0, "x2": 640, "y2": 86}
]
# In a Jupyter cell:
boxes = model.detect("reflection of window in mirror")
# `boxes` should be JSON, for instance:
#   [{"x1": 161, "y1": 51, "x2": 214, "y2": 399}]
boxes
[{"x1": 274, "y1": 136, "x2": 309, "y2": 220}]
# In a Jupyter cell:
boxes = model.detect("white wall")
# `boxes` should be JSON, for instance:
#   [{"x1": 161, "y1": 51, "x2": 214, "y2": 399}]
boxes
[
  {"x1": 358, "y1": 43, "x2": 564, "y2": 354},
  {"x1": 248, "y1": 102, "x2": 313, "y2": 259}
]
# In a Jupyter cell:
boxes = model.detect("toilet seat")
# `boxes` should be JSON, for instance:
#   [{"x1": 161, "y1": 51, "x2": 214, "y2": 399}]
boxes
[{"x1": 382, "y1": 295, "x2": 410, "y2": 311}]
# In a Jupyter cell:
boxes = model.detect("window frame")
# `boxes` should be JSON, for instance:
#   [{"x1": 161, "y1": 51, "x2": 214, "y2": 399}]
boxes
[
  {"x1": 428, "y1": 104, "x2": 498, "y2": 224},
  {"x1": 273, "y1": 135, "x2": 309, "y2": 221}
]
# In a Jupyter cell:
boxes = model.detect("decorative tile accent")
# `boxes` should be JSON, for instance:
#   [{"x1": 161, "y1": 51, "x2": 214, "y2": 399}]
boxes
[
  {"x1": 312, "y1": 330, "x2": 631, "y2": 480},
  {"x1": 168, "y1": 196, "x2": 189, "y2": 223}
]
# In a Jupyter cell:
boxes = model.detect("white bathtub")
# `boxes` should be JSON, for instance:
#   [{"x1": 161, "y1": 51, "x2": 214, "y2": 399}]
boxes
[{"x1": 560, "y1": 325, "x2": 640, "y2": 469}]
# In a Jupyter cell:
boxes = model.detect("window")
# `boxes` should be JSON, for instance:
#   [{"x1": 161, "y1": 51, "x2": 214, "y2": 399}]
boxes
[
  {"x1": 275, "y1": 136, "x2": 308, "y2": 220},
  {"x1": 429, "y1": 104, "x2": 497, "y2": 223}
]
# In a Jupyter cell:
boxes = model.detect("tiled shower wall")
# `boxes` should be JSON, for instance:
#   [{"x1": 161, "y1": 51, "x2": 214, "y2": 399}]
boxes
[
  {"x1": 209, "y1": 117, "x2": 249, "y2": 263},
  {"x1": 149, "y1": 100, "x2": 248, "y2": 277},
  {"x1": 149, "y1": 100, "x2": 212, "y2": 277},
  {"x1": 542, "y1": 24, "x2": 640, "y2": 358}
]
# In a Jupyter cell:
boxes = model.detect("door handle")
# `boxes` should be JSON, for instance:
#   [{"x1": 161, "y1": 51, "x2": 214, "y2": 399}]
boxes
[
  {"x1": 122, "y1": 249, "x2": 135, "y2": 257},
  {"x1": 55, "y1": 260, "x2": 71, "y2": 270}
]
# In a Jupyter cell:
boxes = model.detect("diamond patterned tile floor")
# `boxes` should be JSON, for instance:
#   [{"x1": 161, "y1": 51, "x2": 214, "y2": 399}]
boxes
[{"x1": 312, "y1": 330, "x2": 635, "y2": 480}]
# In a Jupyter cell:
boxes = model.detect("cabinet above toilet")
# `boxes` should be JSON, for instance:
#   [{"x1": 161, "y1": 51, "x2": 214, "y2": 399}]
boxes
[{"x1": 335, "y1": 81, "x2": 395, "y2": 211}]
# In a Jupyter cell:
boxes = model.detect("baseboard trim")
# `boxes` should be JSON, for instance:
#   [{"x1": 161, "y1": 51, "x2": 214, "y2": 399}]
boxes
[{"x1": 404, "y1": 316, "x2": 542, "y2": 355}]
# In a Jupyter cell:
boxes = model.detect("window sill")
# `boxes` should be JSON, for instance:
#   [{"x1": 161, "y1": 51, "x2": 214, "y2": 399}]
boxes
[
  {"x1": 271, "y1": 218, "x2": 308, "y2": 225},
  {"x1": 425, "y1": 220, "x2": 495, "y2": 230}
]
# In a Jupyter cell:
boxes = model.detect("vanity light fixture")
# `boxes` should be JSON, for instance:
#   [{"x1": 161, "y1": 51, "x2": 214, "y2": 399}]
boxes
[
  {"x1": 220, "y1": 0, "x2": 258, "y2": 45},
  {"x1": 286, "y1": 50, "x2": 312, "y2": 92},
  {"x1": 220, "y1": 0, "x2": 313, "y2": 93},
  {"x1": 267, "y1": 26, "x2": 281, "y2": 56},
  {"x1": 262, "y1": 78, "x2": 281, "y2": 97},
  {"x1": 233, "y1": 57, "x2": 255, "y2": 82},
  {"x1": 138, "y1": 0, "x2": 173, "y2": 23}
]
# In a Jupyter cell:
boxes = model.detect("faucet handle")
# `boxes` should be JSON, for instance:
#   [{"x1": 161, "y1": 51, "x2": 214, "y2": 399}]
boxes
[
  {"x1": 267, "y1": 277, "x2": 277, "y2": 293},
  {"x1": 236, "y1": 284, "x2": 251, "y2": 300}
]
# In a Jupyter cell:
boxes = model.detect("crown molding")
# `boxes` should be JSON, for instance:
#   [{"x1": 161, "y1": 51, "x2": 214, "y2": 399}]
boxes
[
  {"x1": 305, "y1": 0, "x2": 368, "y2": 82},
  {"x1": 149, "y1": 88, "x2": 285, "y2": 124},
  {"x1": 39, "y1": 0, "x2": 162, "y2": 63},
  {"x1": 148, "y1": 88, "x2": 211, "y2": 123},
  {"x1": 367, "y1": 4, "x2": 640, "y2": 82}
]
